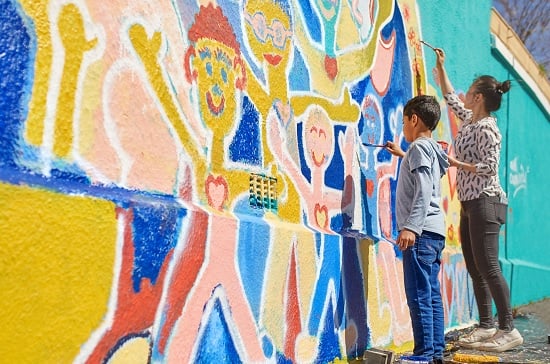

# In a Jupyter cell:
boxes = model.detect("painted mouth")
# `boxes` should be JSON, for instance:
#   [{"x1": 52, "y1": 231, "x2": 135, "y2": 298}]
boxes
[
  {"x1": 264, "y1": 53, "x2": 282, "y2": 66},
  {"x1": 311, "y1": 151, "x2": 325, "y2": 167},
  {"x1": 206, "y1": 91, "x2": 225, "y2": 116}
]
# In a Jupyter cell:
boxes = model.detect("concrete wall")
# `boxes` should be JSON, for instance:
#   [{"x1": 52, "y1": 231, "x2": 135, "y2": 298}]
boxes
[
  {"x1": 418, "y1": 0, "x2": 550, "y2": 316},
  {"x1": 1, "y1": 0, "x2": 547, "y2": 363},
  {"x1": 488, "y1": 10, "x2": 550, "y2": 306}
]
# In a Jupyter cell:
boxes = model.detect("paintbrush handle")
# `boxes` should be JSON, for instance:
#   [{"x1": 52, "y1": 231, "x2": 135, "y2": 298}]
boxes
[
  {"x1": 420, "y1": 40, "x2": 436, "y2": 51},
  {"x1": 362, "y1": 143, "x2": 386, "y2": 148}
]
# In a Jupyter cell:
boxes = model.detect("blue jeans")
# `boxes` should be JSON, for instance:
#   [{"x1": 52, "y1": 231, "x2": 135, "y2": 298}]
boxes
[{"x1": 402, "y1": 230, "x2": 445, "y2": 360}]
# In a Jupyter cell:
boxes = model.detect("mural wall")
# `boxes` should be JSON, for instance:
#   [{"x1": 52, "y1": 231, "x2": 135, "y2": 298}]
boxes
[{"x1": 1, "y1": 0, "x2": 482, "y2": 363}]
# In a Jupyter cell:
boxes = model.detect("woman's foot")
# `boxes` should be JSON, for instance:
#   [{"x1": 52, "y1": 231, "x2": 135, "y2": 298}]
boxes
[
  {"x1": 478, "y1": 328, "x2": 523, "y2": 352},
  {"x1": 457, "y1": 327, "x2": 497, "y2": 348}
]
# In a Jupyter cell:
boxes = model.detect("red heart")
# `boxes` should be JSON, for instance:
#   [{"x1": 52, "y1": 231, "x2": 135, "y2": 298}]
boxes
[
  {"x1": 314, "y1": 203, "x2": 329, "y2": 229},
  {"x1": 205, "y1": 174, "x2": 228, "y2": 210}
]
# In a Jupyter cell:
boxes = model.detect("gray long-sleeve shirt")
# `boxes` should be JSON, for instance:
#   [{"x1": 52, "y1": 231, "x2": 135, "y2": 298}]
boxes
[{"x1": 396, "y1": 137, "x2": 449, "y2": 237}]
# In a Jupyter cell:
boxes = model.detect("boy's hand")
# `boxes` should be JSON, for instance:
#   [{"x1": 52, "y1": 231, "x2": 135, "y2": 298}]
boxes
[
  {"x1": 396, "y1": 229, "x2": 416, "y2": 251},
  {"x1": 385, "y1": 141, "x2": 405, "y2": 158}
]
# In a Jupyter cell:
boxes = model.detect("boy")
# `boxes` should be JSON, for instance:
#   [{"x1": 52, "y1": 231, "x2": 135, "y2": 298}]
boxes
[{"x1": 386, "y1": 95, "x2": 449, "y2": 364}]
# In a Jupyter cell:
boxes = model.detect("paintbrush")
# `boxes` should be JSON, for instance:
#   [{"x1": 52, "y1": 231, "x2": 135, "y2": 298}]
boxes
[
  {"x1": 420, "y1": 40, "x2": 437, "y2": 51},
  {"x1": 362, "y1": 142, "x2": 386, "y2": 148}
]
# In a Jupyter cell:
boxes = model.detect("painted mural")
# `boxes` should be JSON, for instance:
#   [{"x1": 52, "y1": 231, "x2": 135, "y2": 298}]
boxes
[{"x1": 0, "y1": 0, "x2": 473, "y2": 363}]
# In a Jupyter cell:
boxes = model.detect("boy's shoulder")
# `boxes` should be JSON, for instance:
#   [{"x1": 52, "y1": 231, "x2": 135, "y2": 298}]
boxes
[{"x1": 409, "y1": 137, "x2": 435, "y2": 152}]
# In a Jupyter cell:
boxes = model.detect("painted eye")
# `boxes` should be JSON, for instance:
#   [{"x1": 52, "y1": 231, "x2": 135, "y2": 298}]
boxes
[
  {"x1": 253, "y1": 13, "x2": 267, "y2": 40},
  {"x1": 206, "y1": 62, "x2": 213, "y2": 76}
]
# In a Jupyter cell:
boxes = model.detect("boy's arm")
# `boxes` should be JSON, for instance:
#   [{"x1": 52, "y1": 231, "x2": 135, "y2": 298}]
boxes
[
  {"x1": 396, "y1": 167, "x2": 432, "y2": 251},
  {"x1": 403, "y1": 167, "x2": 432, "y2": 234}
]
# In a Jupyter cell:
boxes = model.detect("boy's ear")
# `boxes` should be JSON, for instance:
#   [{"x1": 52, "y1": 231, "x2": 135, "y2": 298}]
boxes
[{"x1": 411, "y1": 113, "x2": 419, "y2": 126}]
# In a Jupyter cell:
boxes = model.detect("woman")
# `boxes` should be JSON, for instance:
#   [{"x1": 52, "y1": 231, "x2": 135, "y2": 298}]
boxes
[{"x1": 434, "y1": 48, "x2": 523, "y2": 353}]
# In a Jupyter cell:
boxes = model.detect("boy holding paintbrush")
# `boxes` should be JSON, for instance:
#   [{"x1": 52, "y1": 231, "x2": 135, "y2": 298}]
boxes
[{"x1": 386, "y1": 95, "x2": 449, "y2": 364}]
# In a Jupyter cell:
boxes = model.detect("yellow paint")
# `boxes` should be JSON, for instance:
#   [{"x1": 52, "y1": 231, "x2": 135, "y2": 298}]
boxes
[
  {"x1": 453, "y1": 352, "x2": 501, "y2": 363},
  {"x1": 0, "y1": 182, "x2": 117, "y2": 364},
  {"x1": 78, "y1": 61, "x2": 104, "y2": 156},
  {"x1": 54, "y1": 3, "x2": 97, "y2": 158},
  {"x1": 365, "y1": 241, "x2": 392, "y2": 337},
  {"x1": 292, "y1": 0, "x2": 395, "y2": 98},
  {"x1": 108, "y1": 336, "x2": 151, "y2": 364},
  {"x1": 128, "y1": 24, "x2": 208, "y2": 196},
  {"x1": 335, "y1": 0, "x2": 361, "y2": 49},
  {"x1": 20, "y1": 1, "x2": 52, "y2": 146}
]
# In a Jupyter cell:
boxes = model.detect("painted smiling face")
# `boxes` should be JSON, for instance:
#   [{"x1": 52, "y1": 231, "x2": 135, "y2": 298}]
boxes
[
  {"x1": 185, "y1": 4, "x2": 245, "y2": 135},
  {"x1": 244, "y1": 0, "x2": 292, "y2": 68},
  {"x1": 304, "y1": 106, "x2": 334, "y2": 169},
  {"x1": 192, "y1": 39, "x2": 239, "y2": 131}
]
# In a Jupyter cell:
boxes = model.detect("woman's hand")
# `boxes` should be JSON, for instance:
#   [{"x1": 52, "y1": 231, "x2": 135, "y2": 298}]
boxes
[
  {"x1": 447, "y1": 155, "x2": 464, "y2": 168},
  {"x1": 448, "y1": 155, "x2": 473, "y2": 172},
  {"x1": 385, "y1": 141, "x2": 405, "y2": 158},
  {"x1": 435, "y1": 48, "x2": 445, "y2": 67}
]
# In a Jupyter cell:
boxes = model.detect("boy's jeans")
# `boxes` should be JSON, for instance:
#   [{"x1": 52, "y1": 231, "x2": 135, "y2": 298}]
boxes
[{"x1": 402, "y1": 230, "x2": 445, "y2": 360}]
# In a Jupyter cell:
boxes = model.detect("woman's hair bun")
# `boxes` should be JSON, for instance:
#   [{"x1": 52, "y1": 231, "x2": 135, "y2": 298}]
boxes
[{"x1": 497, "y1": 80, "x2": 511, "y2": 94}]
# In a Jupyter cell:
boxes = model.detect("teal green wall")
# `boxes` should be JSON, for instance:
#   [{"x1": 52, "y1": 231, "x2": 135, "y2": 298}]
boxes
[
  {"x1": 419, "y1": 0, "x2": 550, "y2": 306},
  {"x1": 491, "y1": 49, "x2": 550, "y2": 305}
]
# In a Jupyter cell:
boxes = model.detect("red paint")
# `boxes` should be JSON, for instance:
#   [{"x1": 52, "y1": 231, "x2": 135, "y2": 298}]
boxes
[
  {"x1": 264, "y1": 53, "x2": 282, "y2": 66},
  {"x1": 284, "y1": 244, "x2": 302, "y2": 360},
  {"x1": 324, "y1": 55, "x2": 338, "y2": 80},
  {"x1": 157, "y1": 209, "x2": 209, "y2": 354},
  {"x1": 366, "y1": 179, "x2": 375, "y2": 197},
  {"x1": 86, "y1": 207, "x2": 174, "y2": 363},
  {"x1": 314, "y1": 204, "x2": 329, "y2": 229},
  {"x1": 205, "y1": 174, "x2": 228, "y2": 210}
]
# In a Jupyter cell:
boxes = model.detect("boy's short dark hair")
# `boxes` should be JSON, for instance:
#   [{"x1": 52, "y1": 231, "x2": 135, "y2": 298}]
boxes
[{"x1": 403, "y1": 95, "x2": 441, "y2": 131}]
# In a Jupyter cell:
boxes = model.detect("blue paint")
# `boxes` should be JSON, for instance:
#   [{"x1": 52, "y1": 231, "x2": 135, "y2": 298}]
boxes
[
  {"x1": 324, "y1": 124, "x2": 346, "y2": 190},
  {"x1": 296, "y1": 122, "x2": 311, "y2": 183},
  {"x1": 261, "y1": 334, "x2": 274, "y2": 359},
  {"x1": 341, "y1": 236, "x2": 369, "y2": 354},
  {"x1": 276, "y1": 353, "x2": 293, "y2": 363},
  {"x1": 0, "y1": 0, "x2": 35, "y2": 169},
  {"x1": 229, "y1": 96, "x2": 261, "y2": 166},
  {"x1": 131, "y1": 203, "x2": 183, "y2": 293},
  {"x1": 0, "y1": 165, "x2": 186, "y2": 210},
  {"x1": 49, "y1": 167, "x2": 90, "y2": 185},
  {"x1": 289, "y1": 48, "x2": 310, "y2": 92},
  {"x1": 315, "y1": 298, "x2": 341, "y2": 364},
  {"x1": 195, "y1": 295, "x2": 243, "y2": 364},
  {"x1": 234, "y1": 198, "x2": 269, "y2": 321},
  {"x1": 296, "y1": 0, "x2": 322, "y2": 44},
  {"x1": 307, "y1": 234, "x2": 344, "y2": 336}
]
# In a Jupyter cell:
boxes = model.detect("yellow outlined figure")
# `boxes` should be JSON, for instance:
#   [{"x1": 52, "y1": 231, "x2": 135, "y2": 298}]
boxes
[
  {"x1": 21, "y1": 2, "x2": 98, "y2": 160},
  {"x1": 20, "y1": 0, "x2": 52, "y2": 147},
  {"x1": 242, "y1": 0, "x2": 360, "y2": 222},
  {"x1": 54, "y1": 4, "x2": 97, "y2": 158},
  {"x1": 128, "y1": 24, "x2": 209, "y2": 201},
  {"x1": 130, "y1": 4, "x2": 267, "y2": 362}
]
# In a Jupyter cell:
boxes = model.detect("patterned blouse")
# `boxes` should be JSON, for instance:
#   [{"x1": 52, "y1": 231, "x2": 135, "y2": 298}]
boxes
[{"x1": 444, "y1": 92, "x2": 506, "y2": 202}]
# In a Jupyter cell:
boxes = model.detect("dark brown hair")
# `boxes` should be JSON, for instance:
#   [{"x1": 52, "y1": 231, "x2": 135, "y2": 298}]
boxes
[
  {"x1": 403, "y1": 95, "x2": 441, "y2": 131},
  {"x1": 473, "y1": 75, "x2": 511, "y2": 112}
]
